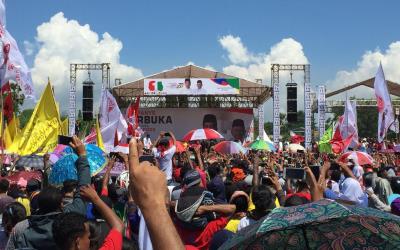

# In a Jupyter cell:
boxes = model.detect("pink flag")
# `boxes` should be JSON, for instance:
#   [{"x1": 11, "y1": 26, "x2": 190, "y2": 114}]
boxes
[{"x1": 374, "y1": 63, "x2": 395, "y2": 142}]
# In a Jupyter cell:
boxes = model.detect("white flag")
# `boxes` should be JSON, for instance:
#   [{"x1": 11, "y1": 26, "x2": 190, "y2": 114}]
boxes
[
  {"x1": 0, "y1": 26, "x2": 34, "y2": 98},
  {"x1": 341, "y1": 98, "x2": 358, "y2": 148},
  {"x1": 374, "y1": 63, "x2": 395, "y2": 142},
  {"x1": 99, "y1": 89, "x2": 128, "y2": 150}
]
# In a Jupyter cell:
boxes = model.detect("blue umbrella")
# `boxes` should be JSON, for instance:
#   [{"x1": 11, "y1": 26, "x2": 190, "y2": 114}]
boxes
[{"x1": 49, "y1": 144, "x2": 107, "y2": 185}]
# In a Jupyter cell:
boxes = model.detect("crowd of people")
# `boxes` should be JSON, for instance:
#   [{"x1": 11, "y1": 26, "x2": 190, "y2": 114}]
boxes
[{"x1": 0, "y1": 132, "x2": 399, "y2": 250}]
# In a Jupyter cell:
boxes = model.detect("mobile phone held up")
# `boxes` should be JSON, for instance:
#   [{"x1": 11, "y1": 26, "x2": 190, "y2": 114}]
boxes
[
  {"x1": 284, "y1": 168, "x2": 306, "y2": 180},
  {"x1": 58, "y1": 135, "x2": 73, "y2": 145},
  {"x1": 139, "y1": 155, "x2": 156, "y2": 165}
]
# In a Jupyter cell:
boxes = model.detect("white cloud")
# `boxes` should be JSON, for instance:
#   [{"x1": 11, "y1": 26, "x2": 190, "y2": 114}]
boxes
[
  {"x1": 326, "y1": 42, "x2": 400, "y2": 99},
  {"x1": 29, "y1": 12, "x2": 143, "y2": 112},
  {"x1": 219, "y1": 35, "x2": 309, "y2": 120},
  {"x1": 220, "y1": 36, "x2": 308, "y2": 82},
  {"x1": 219, "y1": 35, "x2": 259, "y2": 65},
  {"x1": 23, "y1": 40, "x2": 35, "y2": 56}
]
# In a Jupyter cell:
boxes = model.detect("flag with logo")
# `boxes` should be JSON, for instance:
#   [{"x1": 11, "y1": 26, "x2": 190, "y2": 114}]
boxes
[
  {"x1": 99, "y1": 89, "x2": 127, "y2": 152},
  {"x1": 374, "y1": 63, "x2": 395, "y2": 142},
  {"x1": 12, "y1": 82, "x2": 62, "y2": 155}
]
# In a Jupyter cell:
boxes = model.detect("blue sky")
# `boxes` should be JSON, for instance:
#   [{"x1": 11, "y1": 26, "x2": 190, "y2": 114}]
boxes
[
  {"x1": 7, "y1": 0, "x2": 400, "y2": 84},
  {"x1": 5, "y1": 0, "x2": 400, "y2": 120}
]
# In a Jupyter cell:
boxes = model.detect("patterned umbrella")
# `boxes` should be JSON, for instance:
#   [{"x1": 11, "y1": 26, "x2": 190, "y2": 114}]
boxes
[
  {"x1": 214, "y1": 141, "x2": 247, "y2": 154},
  {"x1": 221, "y1": 199, "x2": 400, "y2": 249},
  {"x1": 15, "y1": 155, "x2": 44, "y2": 169},
  {"x1": 49, "y1": 144, "x2": 107, "y2": 185},
  {"x1": 339, "y1": 151, "x2": 374, "y2": 166},
  {"x1": 182, "y1": 128, "x2": 224, "y2": 142},
  {"x1": 249, "y1": 139, "x2": 275, "y2": 151}
]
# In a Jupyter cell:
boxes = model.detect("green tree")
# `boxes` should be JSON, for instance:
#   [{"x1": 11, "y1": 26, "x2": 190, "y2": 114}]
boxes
[
  {"x1": 19, "y1": 108, "x2": 34, "y2": 128},
  {"x1": 2, "y1": 83, "x2": 25, "y2": 116}
]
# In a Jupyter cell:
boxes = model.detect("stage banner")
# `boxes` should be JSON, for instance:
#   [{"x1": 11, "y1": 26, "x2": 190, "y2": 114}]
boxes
[
  {"x1": 144, "y1": 78, "x2": 240, "y2": 96},
  {"x1": 318, "y1": 85, "x2": 326, "y2": 140},
  {"x1": 137, "y1": 108, "x2": 253, "y2": 141}
]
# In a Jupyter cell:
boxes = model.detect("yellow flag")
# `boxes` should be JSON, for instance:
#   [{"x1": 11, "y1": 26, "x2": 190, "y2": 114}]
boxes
[
  {"x1": 8, "y1": 114, "x2": 20, "y2": 141},
  {"x1": 96, "y1": 118, "x2": 105, "y2": 151},
  {"x1": 4, "y1": 123, "x2": 13, "y2": 149},
  {"x1": 17, "y1": 82, "x2": 62, "y2": 155},
  {"x1": 62, "y1": 118, "x2": 69, "y2": 136}
]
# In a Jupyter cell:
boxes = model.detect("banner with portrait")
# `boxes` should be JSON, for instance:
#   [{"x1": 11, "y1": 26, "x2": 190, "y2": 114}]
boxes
[
  {"x1": 144, "y1": 78, "x2": 240, "y2": 95},
  {"x1": 137, "y1": 108, "x2": 253, "y2": 141}
]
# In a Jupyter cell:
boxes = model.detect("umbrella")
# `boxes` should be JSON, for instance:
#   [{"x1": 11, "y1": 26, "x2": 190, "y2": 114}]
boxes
[
  {"x1": 49, "y1": 144, "x2": 68, "y2": 164},
  {"x1": 249, "y1": 139, "x2": 275, "y2": 151},
  {"x1": 288, "y1": 143, "x2": 305, "y2": 153},
  {"x1": 15, "y1": 155, "x2": 44, "y2": 169},
  {"x1": 221, "y1": 199, "x2": 400, "y2": 249},
  {"x1": 182, "y1": 128, "x2": 224, "y2": 142},
  {"x1": 214, "y1": 141, "x2": 247, "y2": 154},
  {"x1": 49, "y1": 144, "x2": 107, "y2": 185},
  {"x1": 339, "y1": 151, "x2": 374, "y2": 166},
  {"x1": 2, "y1": 171, "x2": 42, "y2": 186}
]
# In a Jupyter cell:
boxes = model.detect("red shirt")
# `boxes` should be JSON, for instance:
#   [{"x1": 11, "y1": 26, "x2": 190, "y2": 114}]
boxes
[
  {"x1": 99, "y1": 229, "x2": 123, "y2": 250},
  {"x1": 101, "y1": 187, "x2": 109, "y2": 197},
  {"x1": 176, "y1": 217, "x2": 228, "y2": 250},
  {"x1": 286, "y1": 191, "x2": 311, "y2": 201}
]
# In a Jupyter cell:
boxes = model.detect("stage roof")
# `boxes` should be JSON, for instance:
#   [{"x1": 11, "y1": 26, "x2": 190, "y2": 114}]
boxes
[
  {"x1": 112, "y1": 64, "x2": 271, "y2": 108},
  {"x1": 326, "y1": 77, "x2": 400, "y2": 98}
]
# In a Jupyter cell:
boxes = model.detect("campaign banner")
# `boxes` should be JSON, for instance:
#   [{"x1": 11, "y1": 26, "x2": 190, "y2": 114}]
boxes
[
  {"x1": 144, "y1": 78, "x2": 240, "y2": 96},
  {"x1": 137, "y1": 108, "x2": 253, "y2": 141}
]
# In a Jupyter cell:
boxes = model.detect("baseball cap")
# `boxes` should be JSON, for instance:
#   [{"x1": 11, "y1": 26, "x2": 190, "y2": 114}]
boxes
[{"x1": 183, "y1": 169, "x2": 201, "y2": 187}]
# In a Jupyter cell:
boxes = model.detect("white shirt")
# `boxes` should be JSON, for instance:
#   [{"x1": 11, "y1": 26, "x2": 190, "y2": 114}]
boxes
[
  {"x1": 193, "y1": 88, "x2": 207, "y2": 95},
  {"x1": 143, "y1": 137, "x2": 152, "y2": 149},
  {"x1": 152, "y1": 145, "x2": 176, "y2": 180}
]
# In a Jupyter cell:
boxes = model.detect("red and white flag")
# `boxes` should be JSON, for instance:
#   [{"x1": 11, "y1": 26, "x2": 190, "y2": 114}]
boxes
[
  {"x1": 290, "y1": 131, "x2": 304, "y2": 144},
  {"x1": 126, "y1": 96, "x2": 140, "y2": 137},
  {"x1": 99, "y1": 89, "x2": 128, "y2": 152},
  {"x1": 374, "y1": 63, "x2": 395, "y2": 142},
  {"x1": 330, "y1": 116, "x2": 355, "y2": 154}
]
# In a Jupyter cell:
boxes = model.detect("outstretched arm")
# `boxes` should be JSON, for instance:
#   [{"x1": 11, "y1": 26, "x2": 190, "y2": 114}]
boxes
[
  {"x1": 128, "y1": 139, "x2": 185, "y2": 250},
  {"x1": 81, "y1": 185, "x2": 124, "y2": 233}
]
